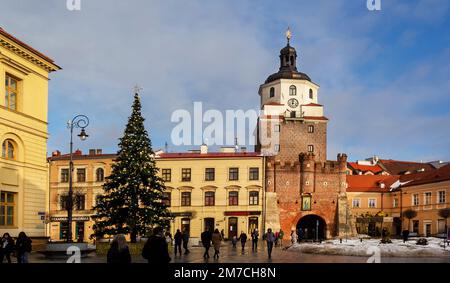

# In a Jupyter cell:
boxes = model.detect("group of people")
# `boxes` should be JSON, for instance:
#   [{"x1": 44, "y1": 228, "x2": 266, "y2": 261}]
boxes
[
  {"x1": 290, "y1": 228, "x2": 309, "y2": 245},
  {"x1": 0, "y1": 232, "x2": 33, "y2": 263}
]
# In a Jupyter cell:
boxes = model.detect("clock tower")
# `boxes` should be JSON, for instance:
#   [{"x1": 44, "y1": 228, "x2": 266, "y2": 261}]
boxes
[{"x1": 258, "y1": 29, "x2": 349, "y2": 239}]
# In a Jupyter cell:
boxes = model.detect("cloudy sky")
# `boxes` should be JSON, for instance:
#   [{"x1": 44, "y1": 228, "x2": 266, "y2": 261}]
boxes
[{"x1": 1, "y1": 0, "x2": 449, "y2": 162}]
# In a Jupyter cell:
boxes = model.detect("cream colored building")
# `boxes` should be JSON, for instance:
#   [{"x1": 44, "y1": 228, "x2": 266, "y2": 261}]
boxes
[
  {"x1": 47, "y1": 146, "x2": 265, "y2": 243},
  {"x1": 0, "y1": 27, "x2": 60, "y2": 237}
]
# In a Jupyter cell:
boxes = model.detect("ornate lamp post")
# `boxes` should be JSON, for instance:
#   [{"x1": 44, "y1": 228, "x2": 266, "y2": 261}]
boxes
[{"x1": 66, "y1": 115, "x2": 89, "y2": 242}]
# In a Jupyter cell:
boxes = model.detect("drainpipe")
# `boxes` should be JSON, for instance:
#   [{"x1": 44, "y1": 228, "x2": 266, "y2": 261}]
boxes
[{"x1": 262, "y1": 156, "x2": 266, "y2": 233}]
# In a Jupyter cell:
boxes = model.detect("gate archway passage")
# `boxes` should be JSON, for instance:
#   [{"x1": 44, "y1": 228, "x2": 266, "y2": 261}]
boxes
[{"x1": 296, "y1": 215, "x2": 327, "y2": 240}]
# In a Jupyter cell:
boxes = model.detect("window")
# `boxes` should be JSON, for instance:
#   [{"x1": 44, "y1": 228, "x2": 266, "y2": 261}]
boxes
[
  {"x1": 289, "y1": 85, "x2": 296, "y2": 96},
  {"x1": 181, "y1": 168, "x2": 191, "y2": 182},
  {"x1": 229, "y1": 168, "x2": 239, "y2": 181},
  {"x1": 181, "y1": 192, "x2": 191, "y2": 206},
  {"x1": 249, "y1": 167, "x2": 259, "y2": 181},
  {"x1": 5, "y1": 74, "x2": 19, "y2": 110},
  {"x1": 61, "y1": 169, "x2": 69, "y2": 183},
  {"x1": 162, "y1": 169, "x2": 171, "y2": 182},
  {"x1": 204, "y1": 191, "x2": 215, "y2": 206},
  {"x1": 438, "y1": 219, "x2": 446, "y2": 234},
  {"x1": 269, "y1": 87, "x2": 275, "y2": 98},
  {"x1": 368, "y1": 199, "x2": 376, "y2": 208},
  {"x1": 413, "y1": 194, "x2": 419, "y2": 206},
  {"x1": 274, "y1": 124, "x2": 280, "y2": 132},
  {"x1": 308, "y1": 145, "x2": 314, "y2": 153},
  {"x1": 75, "y1": 194, "x2": 85, "y2": 210},
  {"x1": 308, "y1": 125, "x2": 314, "y2": 133},
  {"x1": 1, "y1": 139, "x2": 15, "y2": 160},
  {"x1": 0, "y1": 191, "x2": 16, "y2": 227},
  {"x1": 424, "y1": 192, "x2": 432, "y2": 205},
  {"x1": 274, "y1": 144, "x2": 280, "y2": 152},
  {"x1": 309, "y1": 89, "x2": 313, "y2": 99},
  {"x1": 412, "y1": 220, "x2": 419, "y2": 233},
  {"x1": 249, "y1": 191, "x2": 259, "y2": 205},
  {"x1": 229, "y1": 191, "x2": 239, "y2": 206},
  {"x1": 60, "y1": 195, "x2": 70, "y2": 210},
  {"x1": 162, "y1": 192, "x2": 171, "y2": 207},
  {"x1": 393, "y1": 198, "x2": 399, "y2": 208},
  {"x1": 94, "y1": 195, "x2": 102, "y2": 207},
  {"x1": 96, "y1": 168, "x2": 104, "y2": 182},
  {"x1": 60, "y1": 222, "x2": 69, "y2": 240},
  {"x1": 76, "y1": 168, "x2": 86, "y2": 182},
  {"x1": 438, "y1": 191, "x2": 446, "y2": 204},
  {"x1": 205, "y1": 168, "x2": 215, "y2": 181},
  {"x1": 352, "y1": 199, "x2": 360, "y2": 208}
]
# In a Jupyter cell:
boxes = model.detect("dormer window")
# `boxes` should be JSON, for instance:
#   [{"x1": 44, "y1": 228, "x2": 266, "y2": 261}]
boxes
[
  {"x1": 289, "y1": 85, "x2": 296, "y2": 96},
  {"x1": 309, "y1": 89, "x2": 314, "y2": 99},
  {"x1": 269, "y1": 87, "x2": 275, "y2": 98}
]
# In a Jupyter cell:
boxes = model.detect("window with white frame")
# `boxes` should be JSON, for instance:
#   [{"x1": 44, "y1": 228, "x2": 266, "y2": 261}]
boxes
[
  {"x1": 393, "y1": 198, "x2": 399, "y2": 208},
  {"x1": 352, "y1": 199, "x2": 360, "y2": 208},
  {"x1": 413, "y1": 194, "x2": 419, "y2": 206},
  {"x1": 368, "y1": 199, "x2": 376, "y2": 208},
  {"x1": 424, "y1": 192, "x2": 432, "y2": 205},
  {"x1": 438, "y1": 191, "x2": 446, "y2": 204}
]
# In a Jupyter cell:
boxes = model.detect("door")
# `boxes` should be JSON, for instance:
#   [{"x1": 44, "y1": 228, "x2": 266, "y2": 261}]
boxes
[
  {"x1": 425, "y1": 223, "x2": 432, "y2": 237},
  {"x1": 248, "y1": 217, "x2": 258, "y2": 234},
  {"x1": 60, "y1": 222, "x2": 69, "y2": 240},
  {"x1": 204, "y1": 218, "x2": 214, "y2": 232},
  {"x1": 75, "y1": 221, "x2": 85, "y2": 242},
  {"x1": 181, "y1": 218, "x2": 190, "y2": 234},
  {"x1": 228, "y1": 217, "x2": 238, "y2": 239}
]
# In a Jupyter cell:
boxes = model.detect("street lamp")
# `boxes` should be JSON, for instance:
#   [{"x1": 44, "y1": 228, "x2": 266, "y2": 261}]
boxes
[{"x1": 66, "y1": 115, "x2": 89, "y2": 242}]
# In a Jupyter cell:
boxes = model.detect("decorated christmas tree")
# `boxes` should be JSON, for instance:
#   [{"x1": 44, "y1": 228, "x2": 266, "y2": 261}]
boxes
[{"x1": 92, "y1": 92, "x2": 172, "y2": 243}]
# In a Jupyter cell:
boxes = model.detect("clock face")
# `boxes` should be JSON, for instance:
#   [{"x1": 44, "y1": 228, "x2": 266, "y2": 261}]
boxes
[{"x1": 288, "y1": 98, "x2": 299, "y2": 108}]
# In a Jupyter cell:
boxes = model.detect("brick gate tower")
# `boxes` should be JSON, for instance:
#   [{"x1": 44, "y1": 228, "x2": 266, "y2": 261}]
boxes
[{"x1": 257, "y1": 29, "x2": 349, "y2": 239}]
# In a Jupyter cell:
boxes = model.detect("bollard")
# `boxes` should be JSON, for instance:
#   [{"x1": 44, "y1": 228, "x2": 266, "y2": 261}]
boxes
[
  {"x1": 360, "y1": 238, "x2": 363, "y2": 243},
  {"x1": 340, "y1": 238, "x2": 342, "y2": 244}
]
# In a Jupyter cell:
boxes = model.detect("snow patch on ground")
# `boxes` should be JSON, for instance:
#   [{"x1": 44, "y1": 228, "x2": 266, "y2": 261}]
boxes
[{"x1": 287, "y1": 238, "x2": 450, "y2": 257}]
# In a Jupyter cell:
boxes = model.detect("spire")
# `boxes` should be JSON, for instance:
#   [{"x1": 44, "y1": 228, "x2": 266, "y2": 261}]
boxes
[{"x1": 286, "y1": 27, "x2": 292, "y2": 46}]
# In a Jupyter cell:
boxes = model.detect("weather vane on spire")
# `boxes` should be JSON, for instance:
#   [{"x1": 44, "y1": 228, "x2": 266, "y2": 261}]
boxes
[
  {"x1": 133, "y1": 85, "x2": 143, "y2": 94},
  {"x1": 286, "y1": 27, "x2": 292, "y2": 45}
]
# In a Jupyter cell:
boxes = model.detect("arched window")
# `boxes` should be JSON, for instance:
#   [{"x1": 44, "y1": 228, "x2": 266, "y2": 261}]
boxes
[
  {"x1": 289, "y1": 85, "x2": 296, "y2": 96},
  {"x1": 309, "y1": 89, "x2": 314, "y2": 99},
  {"x1": 96, "y1": 168, "x2": 104, "y2": 182},
  {"x1": 2, "y1": 139, "x2": 15, "y2": 160},
  {"x1": 269, "y1": 87, "x2": 275, "y2": 98}
]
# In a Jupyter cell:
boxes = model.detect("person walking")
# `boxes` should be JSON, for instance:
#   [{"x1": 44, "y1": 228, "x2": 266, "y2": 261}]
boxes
[
  {"x1": 107, "y1": 234, "x2": 131, "y2": 263},
  {"x1": 201, "y1": 227, "x2": 212, "y2": 259},
  {"x1": 15, "y1": 232, "x2": 32, "y2": 263},
  {"x1": 251, "y1": 228, "x2": 259, "y2": 252},
  {"x1": 220, "y1": 229, "x2": 225, "y2": 240},
  {"x1": 174, "y1": 229, "x2": 183, "y2": 256},
  {"x1": 298, "y1": 228, "x2": 304, "y2": 243},
  {"x1": 182, "y1": 228, "x2": 190, "y2": 255},
  {"x1": 274, "y1": 230, "x2": 279, "y2": 246},
  {"x1": 0, "y1": 233, "x2": 15, "y2": 263},
  {"x1": 265, "y1": 228, "x2": 276, "y2": 259},
  {"x1": 278, "y1": 229, "x2": 284, "y2": 248},
  {"x1": 231, "y1": 235, "x2": 237, "y2": 248},
  {"x1": 402, "y1": 229, "x2": 410, "y2": 243},
  {"x1": 238, "y1": 231, "x2": 247, "y2": 252},
  {"x1": 142, "y1": 226, "x2": 171, "y2": 263},
  {"x1": 212, "y1": 229, "x2": 222, "y2": 260},
  {"x1": 290, "y1": 230, "x2": 298, "y2": 246}
]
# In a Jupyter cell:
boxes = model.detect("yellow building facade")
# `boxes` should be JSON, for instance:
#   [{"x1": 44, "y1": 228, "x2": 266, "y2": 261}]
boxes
[
  {"x1": 0, "y1": 27, "x2": 59, "y2": 237},
  {"x1": 47, "y1": 147, "x2": 265, "y2": 243}
]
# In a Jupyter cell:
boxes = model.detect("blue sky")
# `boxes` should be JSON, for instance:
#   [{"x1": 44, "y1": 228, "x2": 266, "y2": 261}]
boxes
[{"x1": 1, "y1": 0, "x2": 449, "y2": 162}]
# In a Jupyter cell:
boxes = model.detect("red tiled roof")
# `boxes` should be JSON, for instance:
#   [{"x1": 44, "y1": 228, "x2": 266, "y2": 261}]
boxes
[
  {"x1": 303, "y1": 103, "x2": 323, "y2": 107},
  {"x1": 157, "y1": 152, "x2": 261, "y2": 159},
  {"x1": 348, "y1": 162, "x2": 384, "y2": 174},
  {"x1": 346, "y1": 175, "x2": 397, "y2": 192},
  {"x1": 0, "y1": 27, "x2": 56, "y2": 64},
  {"x1": 403, "y1": 163, "x2": 450, "y2": 187},
  {"x1": 378, "y1": 159, "x2": 435, "y2": 175}
]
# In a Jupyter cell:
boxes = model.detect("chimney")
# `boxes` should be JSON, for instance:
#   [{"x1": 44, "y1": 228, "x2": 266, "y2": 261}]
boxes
[
  {"x1": 96, "y1": 149, "x2": 102, "y2": 155},
  {"x1": 200, "y1": 144, "x2": 208, "y2": 154},
  {"x1": 52, "y1": 150, "x2": 61, "y2": 157},
  {"x1": 74, "y1": 149, "x2": 82, "y2": 155},
  {"x1": 89, "y1": 149, "x2": 96, "y2": 155}
]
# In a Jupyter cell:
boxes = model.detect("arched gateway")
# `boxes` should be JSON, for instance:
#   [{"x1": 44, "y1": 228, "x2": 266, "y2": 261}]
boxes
[{"x1": 296, "y1": 215, "x2": 327, "y2": 240}]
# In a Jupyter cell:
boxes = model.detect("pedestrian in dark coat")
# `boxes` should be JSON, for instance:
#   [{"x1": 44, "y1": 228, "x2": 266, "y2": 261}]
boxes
[
  {"x1": 402, "y1": 230, "x2": 410, "y2": 243},
  {"x1": 15, "y1": 232, "x2": 32, "y2": 263},
  {"x1": 212, "y1": 229, "x2": 222, "y2": 259},
  {"x1": 265, "y1": 228, "x2": 276, "y2": 259},
  {"x1": 174, "y1": 229, "x2": 183, "y2": 256},
  {"x1": 201, "y1": 228, "x2": 212, "y2": 259},
  {"x1": 251, "y1": 229, "x2": 259, "y2": 252},
  {"x1": 107, "y1": 234, "x2": 131, "y2": 263},
  {"x1": 0, "y1": 233, "x2": 15, "y2": 263},
  {"x1": 182, "y1": 229, "x2": 190, "y2": 255},
  {"x1": 238, "y1": 231, "x2": 247, "y2": 252},
  {"x1": 142, "y1": 227, "x2": 171, "y2": 263}
]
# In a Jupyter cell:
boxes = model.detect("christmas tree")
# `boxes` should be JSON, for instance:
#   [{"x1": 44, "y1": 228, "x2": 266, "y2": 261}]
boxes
[{"x1": 92, "y1": 92, "x2": 172, "y2": 243}]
